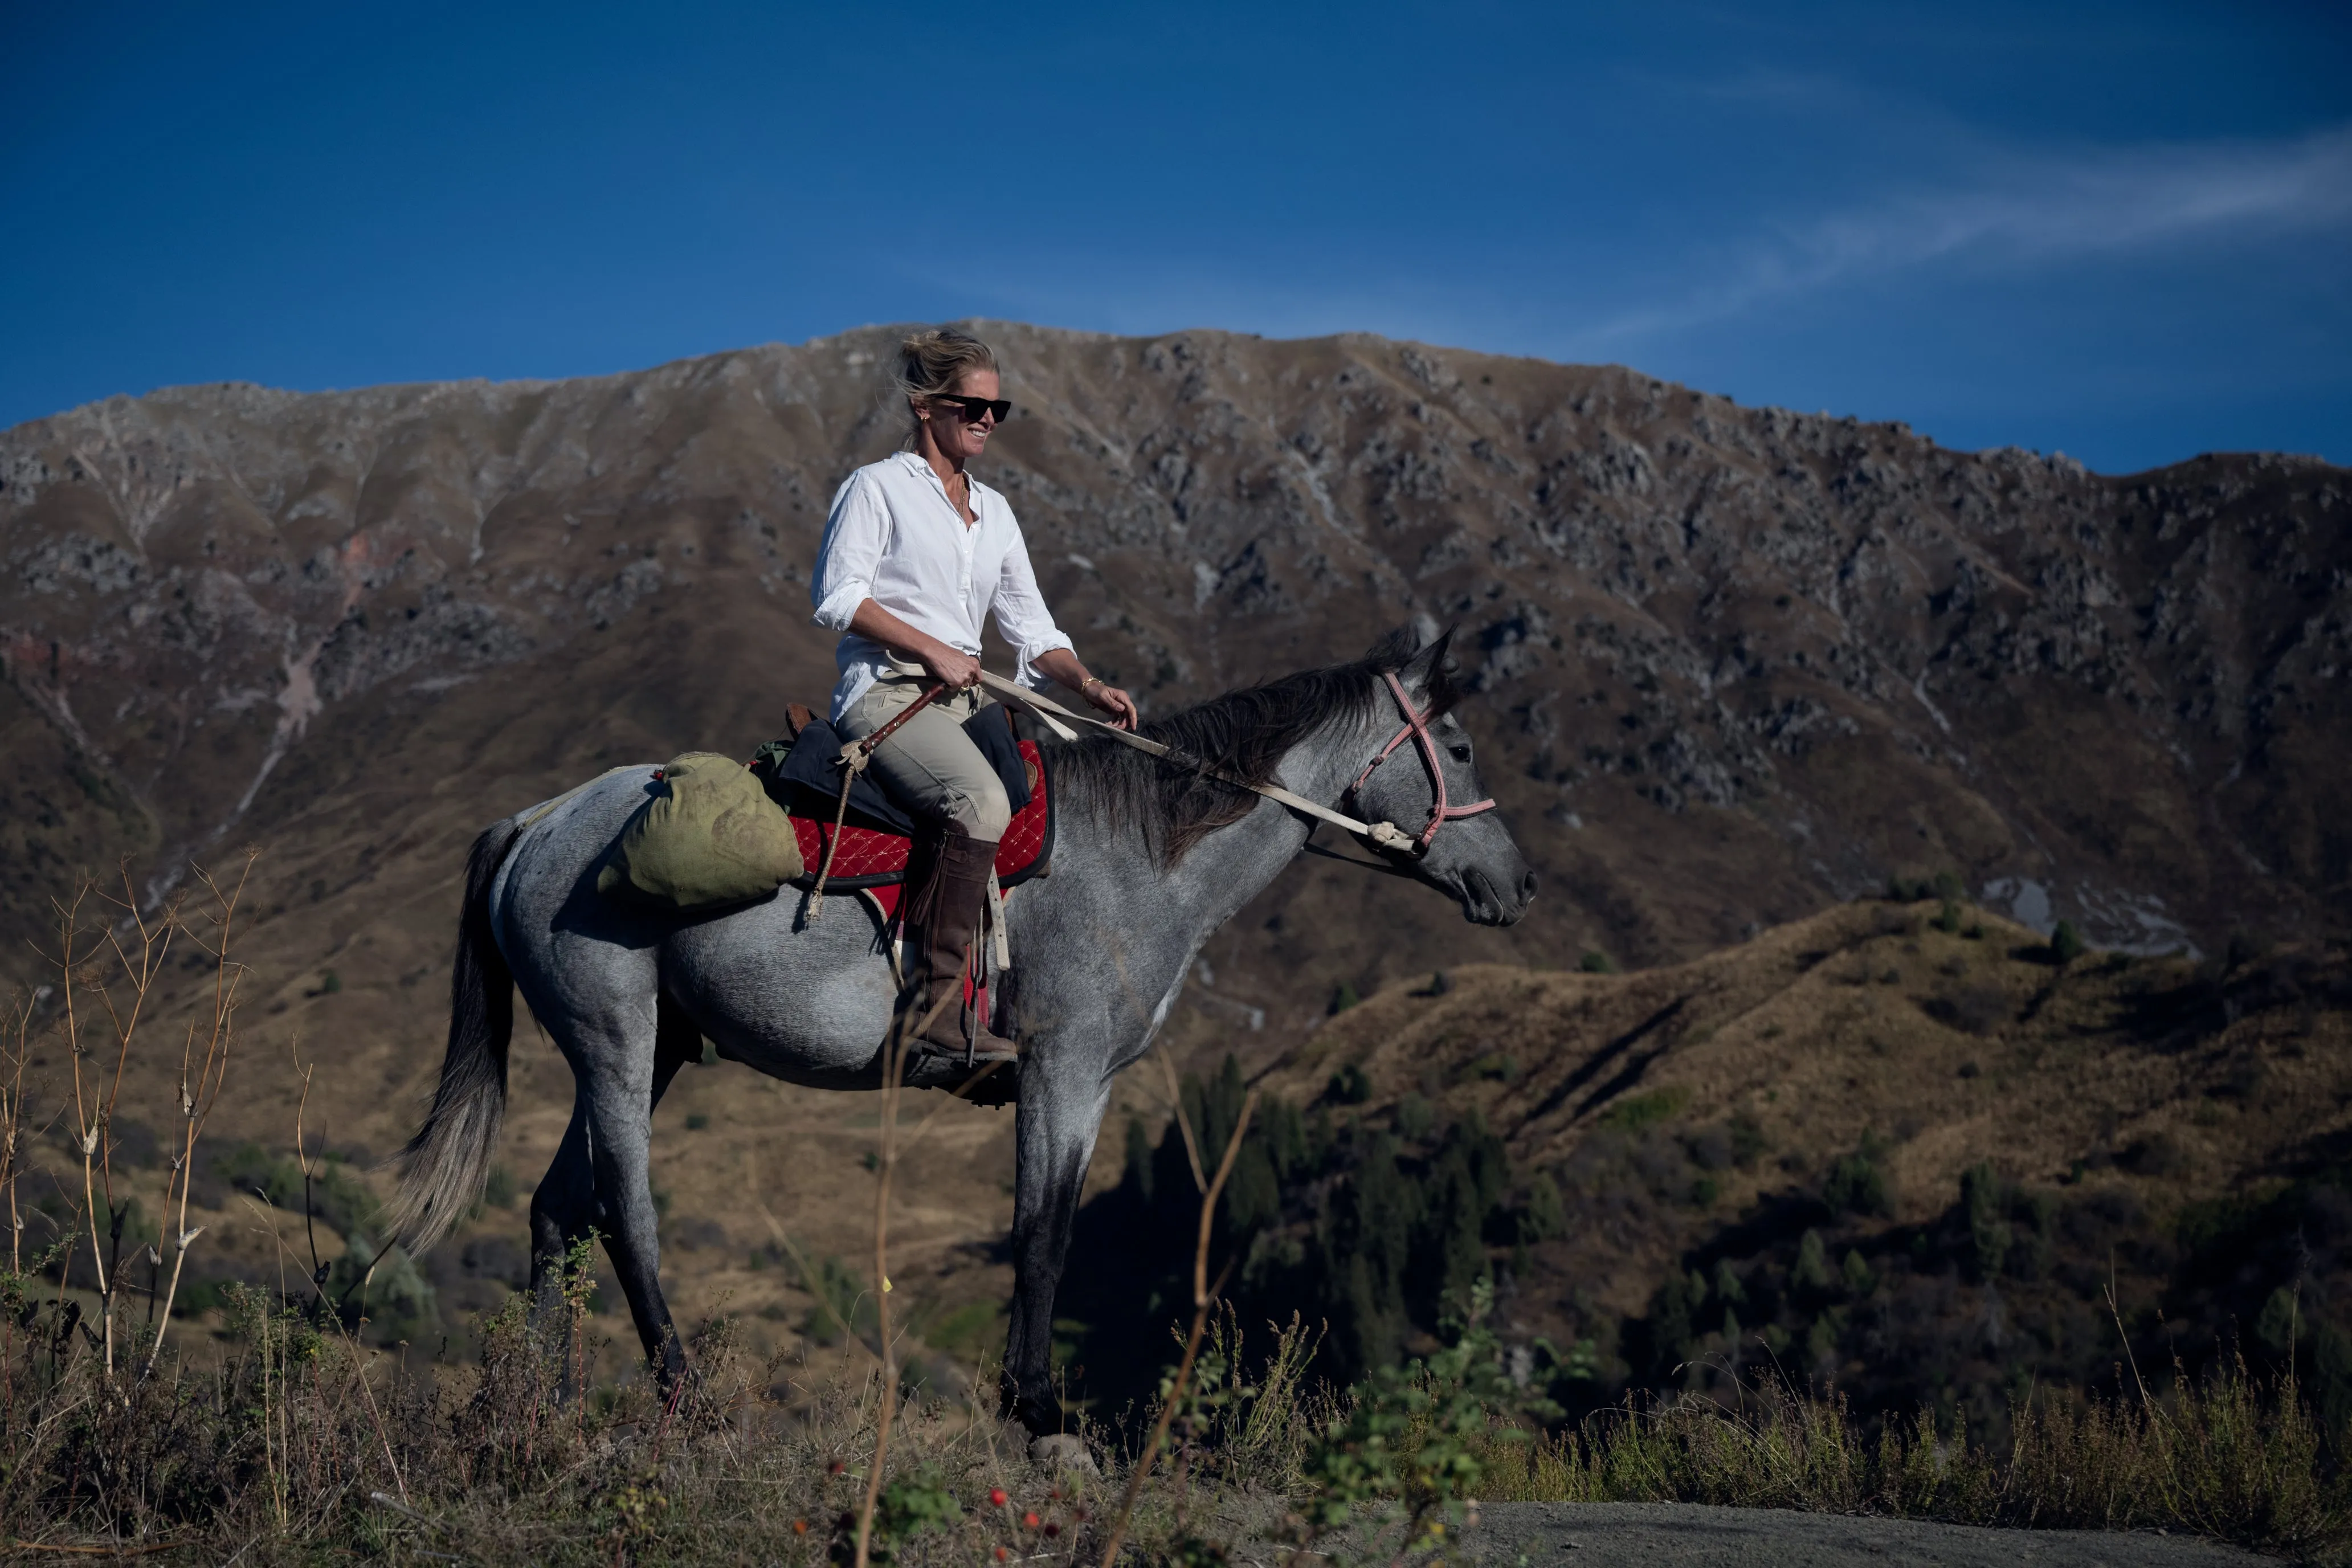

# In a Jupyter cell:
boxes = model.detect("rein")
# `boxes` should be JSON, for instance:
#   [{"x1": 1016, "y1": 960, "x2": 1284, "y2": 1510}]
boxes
[{"x1": 971, "y1": 666, "x2": 1492, "y2": 860}]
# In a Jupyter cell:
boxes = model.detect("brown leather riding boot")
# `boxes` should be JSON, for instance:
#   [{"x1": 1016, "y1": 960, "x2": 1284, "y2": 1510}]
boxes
[{"x1": 900, "y1": 833, "x2": 1018, "y2": 1064}]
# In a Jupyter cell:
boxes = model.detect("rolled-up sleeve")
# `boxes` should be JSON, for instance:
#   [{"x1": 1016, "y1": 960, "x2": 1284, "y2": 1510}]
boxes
[
  {"x1": 811, "y1": 472, "x2": 887, "y2": 631},
  {"x1": 990, "y1": 528, "x2": 1075, "y2": 689}
]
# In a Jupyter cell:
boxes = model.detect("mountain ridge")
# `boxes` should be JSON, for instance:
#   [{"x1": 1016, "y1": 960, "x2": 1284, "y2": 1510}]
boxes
[
  {"x1": 6, "y1": 323, "x2": 2346, "y2": 989},
  {"x1": 0, "y1": 326, "x2": 2347, "y2": 1338}
]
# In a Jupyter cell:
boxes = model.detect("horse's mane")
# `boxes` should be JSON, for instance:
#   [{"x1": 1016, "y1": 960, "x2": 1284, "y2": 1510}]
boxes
[{"x1": 1049, "y1": 626, "x2": 1460, "y2": 866}]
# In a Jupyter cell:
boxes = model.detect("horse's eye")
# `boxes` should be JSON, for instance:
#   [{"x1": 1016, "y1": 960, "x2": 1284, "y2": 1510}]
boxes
[{"x1": 1450, "y1": 742, "x2": 1472, "y2": 763}]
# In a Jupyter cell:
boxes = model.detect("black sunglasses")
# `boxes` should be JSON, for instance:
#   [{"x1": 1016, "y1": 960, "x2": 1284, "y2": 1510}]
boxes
[{"x1": 928, "y1": 393, "x2": 1011, "y2": 423}]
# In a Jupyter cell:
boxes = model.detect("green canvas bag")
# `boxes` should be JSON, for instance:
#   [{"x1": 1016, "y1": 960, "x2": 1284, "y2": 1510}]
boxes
[{"x1": 597, "y1": 750, "x2": 803, "y2": 910}]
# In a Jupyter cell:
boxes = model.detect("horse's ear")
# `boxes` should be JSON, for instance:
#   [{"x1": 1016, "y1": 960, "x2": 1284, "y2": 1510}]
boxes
[{"x1": 1399, "y1": 623, "x2": 1463, "y2": 710}]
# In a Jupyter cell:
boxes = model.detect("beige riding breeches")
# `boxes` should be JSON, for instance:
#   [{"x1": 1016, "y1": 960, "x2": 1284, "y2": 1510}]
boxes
[{"x1": 837, "y1": 677, "x2": 1012, "y2": 841}]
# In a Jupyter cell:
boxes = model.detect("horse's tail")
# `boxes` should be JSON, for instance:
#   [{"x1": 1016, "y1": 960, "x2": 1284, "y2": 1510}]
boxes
[{"x1": 387, "y1": 818, "x2": 524, "y2": 1255}]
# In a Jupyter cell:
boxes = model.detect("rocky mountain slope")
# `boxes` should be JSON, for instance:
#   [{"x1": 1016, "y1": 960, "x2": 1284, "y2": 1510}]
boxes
[
  {"x1": 5, "y1": 325, "x2": 2348, "y2": 993},
  {"x1": 1, "y1": 323, "x2": 2346, "y2": 1393}
]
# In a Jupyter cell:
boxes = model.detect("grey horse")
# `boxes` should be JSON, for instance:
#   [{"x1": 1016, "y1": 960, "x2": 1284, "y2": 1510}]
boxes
[{"x1": 388, "y1": 626, "x2": 1535, "y2": 1435}]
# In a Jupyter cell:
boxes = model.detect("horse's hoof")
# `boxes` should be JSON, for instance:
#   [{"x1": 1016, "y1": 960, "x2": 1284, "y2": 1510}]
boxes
[{"x1": 1028, "y1": 1434, "x2": 1098, "y2": 1476}]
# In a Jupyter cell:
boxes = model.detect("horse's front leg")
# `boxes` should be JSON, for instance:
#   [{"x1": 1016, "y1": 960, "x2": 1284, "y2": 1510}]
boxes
[{"x1": 1001, "y1": 1057, "x2": 1114, "y2": 1436}]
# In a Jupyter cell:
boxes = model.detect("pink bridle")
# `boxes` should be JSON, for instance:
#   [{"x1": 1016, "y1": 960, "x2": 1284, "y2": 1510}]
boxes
[{"x1": 1347, "y1": 671, "x2": 1498, "y2": 854}]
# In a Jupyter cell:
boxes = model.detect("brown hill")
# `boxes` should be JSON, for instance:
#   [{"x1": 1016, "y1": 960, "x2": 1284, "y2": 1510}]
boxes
[
  {"x1": 1072, "y1": 900, "x2": 2352, "y2": 1439},
  {"x1": 1, "y1": 324, "x2": 2347, "y2": 1394}
]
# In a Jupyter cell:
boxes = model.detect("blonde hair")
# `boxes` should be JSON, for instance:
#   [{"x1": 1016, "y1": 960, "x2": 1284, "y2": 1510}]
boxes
[{"x1": 893, "y1": 328, "x2": 998, "y2": 441}]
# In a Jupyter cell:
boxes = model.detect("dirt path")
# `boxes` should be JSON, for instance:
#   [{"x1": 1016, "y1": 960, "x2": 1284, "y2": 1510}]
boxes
[{"x1": 1466, "y1": 1503, "x2": 2266, "y2": 1566}]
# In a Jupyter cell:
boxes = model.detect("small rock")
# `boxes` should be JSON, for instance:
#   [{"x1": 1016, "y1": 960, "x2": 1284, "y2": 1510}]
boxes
[{"x1": 1029, "y1": 1434, "x2": 1098, "y2": 1476}]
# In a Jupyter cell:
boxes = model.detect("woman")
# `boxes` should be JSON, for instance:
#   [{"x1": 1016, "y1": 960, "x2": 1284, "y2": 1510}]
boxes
[{"x1": 811, "y1": 328, "x2": 1138, "y2": 1067}]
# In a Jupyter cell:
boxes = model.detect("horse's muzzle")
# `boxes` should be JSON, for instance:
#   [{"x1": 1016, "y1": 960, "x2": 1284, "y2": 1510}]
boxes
[{"x1": 1461, "y1": 866, "x2": 1536, "y2": 926}]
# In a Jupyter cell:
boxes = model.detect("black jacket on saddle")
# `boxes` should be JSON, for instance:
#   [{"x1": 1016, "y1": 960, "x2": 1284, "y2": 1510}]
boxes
[{"x1": 760, "y1": 705, "x2": 1033, "y2": 838}]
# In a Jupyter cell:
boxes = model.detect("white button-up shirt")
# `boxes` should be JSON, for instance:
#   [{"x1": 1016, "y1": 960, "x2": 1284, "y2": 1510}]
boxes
[{"x1": 810, "y1": 451, "x2": 1075, "y2": 721}]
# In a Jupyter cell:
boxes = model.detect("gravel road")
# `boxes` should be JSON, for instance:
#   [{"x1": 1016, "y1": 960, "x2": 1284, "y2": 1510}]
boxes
[{"x1": 1465, "y1": 1503, "x2": 2267, "y2": 1566}]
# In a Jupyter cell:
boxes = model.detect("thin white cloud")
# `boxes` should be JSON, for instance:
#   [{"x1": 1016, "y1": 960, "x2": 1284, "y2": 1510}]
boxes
[{"x1": 1577, "y1": 122, "x2": 2352, "y2": 348}]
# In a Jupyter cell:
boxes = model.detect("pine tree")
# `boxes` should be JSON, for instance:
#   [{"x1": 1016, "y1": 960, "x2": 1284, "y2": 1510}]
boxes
[{"x1": 1794, "y1": 1228, "x2": 1832, "y2": 1295}]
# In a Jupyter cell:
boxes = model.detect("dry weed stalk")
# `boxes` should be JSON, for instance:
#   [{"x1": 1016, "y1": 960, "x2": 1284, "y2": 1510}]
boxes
[
  {"x1": 3, "y1": 990, "x2": 35, "y2": 1276},
  {"x1": 283, "y1": 1038, "x2": 412, "y2": 1502},
  {"x1": 1094, "y1": 1079, "x2": 1259, "y2": 1568},
  {"x1": 13, "y1": 858, "x2": 248, "y2": 1391},
  {"x1": 49, "y1": 871, "x2": 178, "y2": 1380},
  {"x1": 848, "y1": 980, "x2": 1004, "y2": 1568},
  {"x1": 141, "y1": 855, "x2": 255, "y2": 1381}
]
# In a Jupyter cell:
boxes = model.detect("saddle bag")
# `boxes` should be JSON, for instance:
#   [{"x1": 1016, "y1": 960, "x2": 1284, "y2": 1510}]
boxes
[{"x1": 597, "y1": 752, "x2": 804, "y2": 910}]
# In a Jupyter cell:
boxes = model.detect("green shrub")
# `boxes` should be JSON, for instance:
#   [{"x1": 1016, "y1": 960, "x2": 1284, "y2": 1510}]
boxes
[
  {"x1": 211, "y1": 1141, "x2": 383, "y2": 1239},
  {"x1": 1394, "y1": 1092, "x2": 1439, "y2": 1143},
  {"x1": 1962, "y1": 1162, "x2": 2015, "y2": 1281},
  {"x1": 1793, "y1": 1230, "x2": 1833, "y2": 1295},
  {"x1": 324, "y1": 1232, "x2": 436, "y2": 1343},
  {"x1": 2052, "y1": 920, "x2": 2086, "y2": 964},
  {"x1": 1727, "y1": 1112, "x2": 1767, "y2": 1168},
  {"x1": 1823, "y1": 1141, "x2": 1892, "y2": 1217},
  {"x1": 1599, "y1": 1085, "x2": 1690, "y2": 1134},
  {"x1": 1327, "y1": 1062, "x2": 1374, "y2": 1104},
  {"x1": 1579, "y1": 949, "x2": 1618, "y2": 974},
  {"x1": 1520, "y1": 1171, "x2": 1565, "y2": 1243}
]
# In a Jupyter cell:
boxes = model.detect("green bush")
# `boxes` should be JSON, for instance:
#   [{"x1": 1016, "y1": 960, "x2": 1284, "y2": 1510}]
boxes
[
  {"x1": 1395, "y1": 1092, "x2": 1438, "y2": 1142},
  {"x1": 1579, "y1": 949, "x2": 1618, "y2": 974},
  {"x1": 1823, "y1": 1141, "x2": 1893, "y2": 1217},
  {"x1": 324, "y1": 1232, "x2": 436, "y2": 1344},
  {"x1": 1727, "y1": 1112, "x2": 1768, "y2": 1168},
  {"x1": 1793, "y1": 1229, "x2": 1833, "y2": 1295},
  {"x1": 1326, "y1": 1063, "x2": 1374, "y2": 1105},
  {"x1": 1599, "y1": 1085, "x2": 1690, "y2": 1134},
  {"x1": 1520, "y1": 1171, "x2": 1565, "y2": 1243},
  {"x1": 2051, "y1": 920, "x2": 2086, "y2": 964},
  {"x1": 211, "y1": 1142, "x2": 383, "y2": 1239}
]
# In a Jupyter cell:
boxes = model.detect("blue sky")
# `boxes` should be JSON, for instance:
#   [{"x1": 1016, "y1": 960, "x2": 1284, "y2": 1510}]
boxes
[{"x1": 5, "y1": 1, "x2": 2346, "y2": 473}]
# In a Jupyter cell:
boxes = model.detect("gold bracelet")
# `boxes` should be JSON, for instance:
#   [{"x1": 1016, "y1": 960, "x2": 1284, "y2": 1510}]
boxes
[{"x1": 1080, "y1": 675, "x2": 1104, "y2": 693}]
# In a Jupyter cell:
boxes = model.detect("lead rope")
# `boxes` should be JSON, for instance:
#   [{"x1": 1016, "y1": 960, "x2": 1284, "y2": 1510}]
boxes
[
  {"x1": 806, "y1": 680, "x2": 947, "y2": 922},
  {"x1": 963, "y1": 668, "x2": 1426, "y2": 855}
]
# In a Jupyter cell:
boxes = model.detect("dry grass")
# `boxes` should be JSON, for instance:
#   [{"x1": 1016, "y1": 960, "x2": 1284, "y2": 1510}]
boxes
[
  {"x1": 0, "y1": 1285, "x2": 1112, "y2": 1563},
  {"x1": 2, "y1": 1268, "x2": 2348, "y2": 1562},
  {"x1": 4, "y1": 869, "x2": 2346, "y2": 1564},
  {"x1": 1463, "y1": 1361, "x2": 2352, "y2": 1558}
]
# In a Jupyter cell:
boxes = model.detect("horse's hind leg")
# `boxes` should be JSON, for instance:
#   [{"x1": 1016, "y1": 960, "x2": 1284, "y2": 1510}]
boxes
[
  {"x1": 528, "y1": 997, "x2": 701, "y2": 1386},
  {"x1": 528, "y1": 1101, "x2": 594, "y2": 1322}
]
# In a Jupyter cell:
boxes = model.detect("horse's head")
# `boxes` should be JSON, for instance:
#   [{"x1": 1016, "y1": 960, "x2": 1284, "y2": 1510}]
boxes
[{"x1": 1348, "y1": 627, "x2": 1536, "y2": 927}]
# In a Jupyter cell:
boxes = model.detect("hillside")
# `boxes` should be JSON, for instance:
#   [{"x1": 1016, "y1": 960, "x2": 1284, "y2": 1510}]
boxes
[
  {"x1": 1, "y1": 324, "x2": 2347, "y2": 1407},
  {"x1": 1069, "y1": 898, "x2": 2352, "y2": 1442}
]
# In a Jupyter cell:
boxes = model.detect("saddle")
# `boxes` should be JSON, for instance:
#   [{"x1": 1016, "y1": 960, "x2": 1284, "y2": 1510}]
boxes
[{"x1": 750, "y1": 703, "x2": 1056, "y2": 923}]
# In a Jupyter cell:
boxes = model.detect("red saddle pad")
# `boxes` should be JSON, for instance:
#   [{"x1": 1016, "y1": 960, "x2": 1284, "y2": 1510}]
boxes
[{"x1": 787, "y1": 738, "x2": 1053, "y2": 893}]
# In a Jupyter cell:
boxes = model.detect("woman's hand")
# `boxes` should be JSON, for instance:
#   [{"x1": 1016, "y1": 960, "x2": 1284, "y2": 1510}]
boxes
[
  {"x1": 1085, "y1": 679, "x2": 1139, "y2": 730},
  {"x1": 846, "y1": 599, "x2": 981, "y2": 689},
  {"x1": 918, "y1": 644, "x2": 982, "y2": 691},
  {"x1": 1031, "y1": 649, "x2": 1137, "y2": 729}
]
